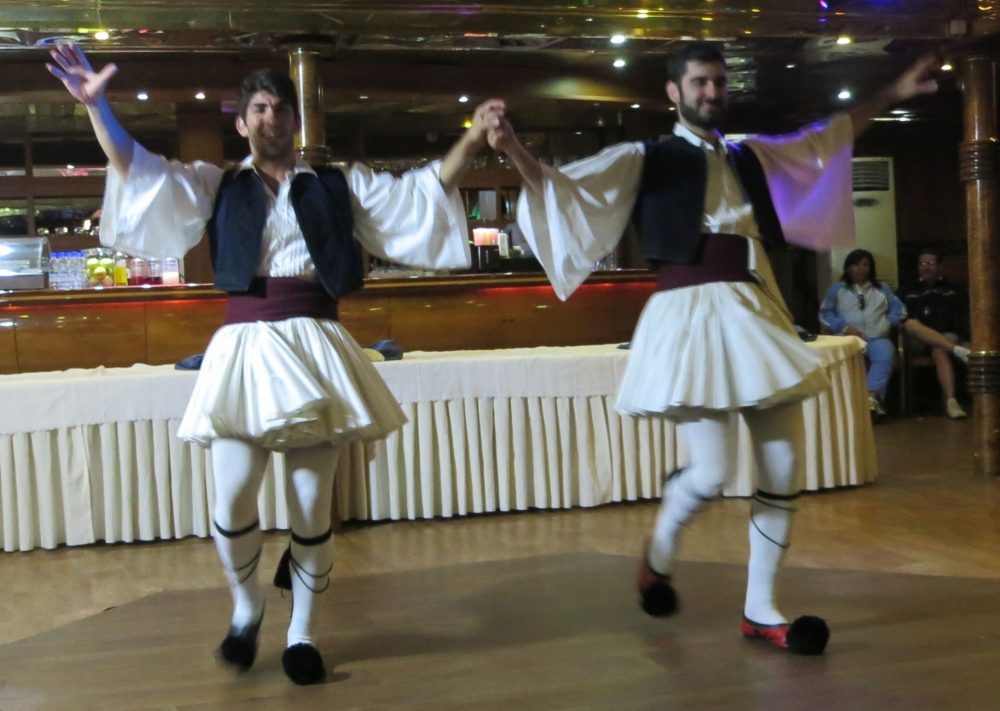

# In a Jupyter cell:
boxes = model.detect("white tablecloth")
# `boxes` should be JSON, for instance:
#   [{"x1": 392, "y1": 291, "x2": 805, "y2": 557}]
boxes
[{"x1": 0, "y1": 337, "x2": 875, "y2": 551}]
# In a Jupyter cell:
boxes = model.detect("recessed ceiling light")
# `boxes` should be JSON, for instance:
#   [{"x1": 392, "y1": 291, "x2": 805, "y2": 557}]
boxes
[
  {"x1": 630, "y1": 103, "x2": 641, "y2": 109},
  {"x1": 359, "y1": 95, "x2": 369, "y2": 100},
  {"x1": 610, "y1": 34, "x2": 626, "y2": 45},
  {"x1": 194, "y1": 91, "x2": 206, "y2": 101},
  {"x1": 94, "y1": 30, "x2": 110, "y2": 41},
  {"x1": 66, "y1": 164, "x2": 75, "y2": 170},
  {"x1": 836, "y1": 36, "x2": 852, "y2": 45},
  {"x1": 837, "y1": 89, "x2": 852, "y2": 101},
  {"x1": 637, "y1": 10, "x2": 649, "y2": 19},
  {"x1": 613, "y1": 58, "x2": 627, "y2": 69},
  {"x1": 137, "y1": 91, "x2": 149, "y2": 101},
  {"x1": 786, "y1": 63, "x2": 797, "y2": 69},
  {"x1": 941, "y1": 62, "x2": 954, "y2": 71},
  {"x1": 458, "y1": 95, "x2": 470, "y2": 103}
]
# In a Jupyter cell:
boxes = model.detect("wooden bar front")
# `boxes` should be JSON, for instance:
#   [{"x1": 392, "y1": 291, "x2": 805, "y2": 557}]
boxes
[{"x1": 0, "y1": 272, "x2": 656, "y2": 374}]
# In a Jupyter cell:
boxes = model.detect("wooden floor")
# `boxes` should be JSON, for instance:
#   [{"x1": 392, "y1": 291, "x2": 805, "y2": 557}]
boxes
[{"x1": 3, "y1": 414, "x2": 1000, "y2": 709}]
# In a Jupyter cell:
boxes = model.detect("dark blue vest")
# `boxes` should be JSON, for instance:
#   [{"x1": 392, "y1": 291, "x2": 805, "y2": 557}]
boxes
[
  {"x1": 207, "y1": 166, "x2": 363, "y2": 297},
  {"x1": 636, "y1": 136, "x2": 785, "y2": 263}
]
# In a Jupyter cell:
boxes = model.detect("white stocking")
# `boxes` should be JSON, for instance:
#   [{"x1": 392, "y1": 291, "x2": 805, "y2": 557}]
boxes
[
  {"x1": 743, "y1": 403, "x2": 802, "y2": 625},
  {"x1": 211, "y1": 437, "x2": 269, "y2": 629},
  {"x1": 648, "y1": 413, "x2": 734, "y2": 575},
  {"x1": 283, "y1": 444, "x2": 339, "y2": 648}
]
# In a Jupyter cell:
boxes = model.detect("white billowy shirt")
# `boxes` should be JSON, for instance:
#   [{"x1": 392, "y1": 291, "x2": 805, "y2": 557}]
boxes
[
  {"x1": 99, "y1": 142, "x2": 471, "y2": 276},
  {"x1": 516, "y1": 112, "x2": 855, "y2": 302}
]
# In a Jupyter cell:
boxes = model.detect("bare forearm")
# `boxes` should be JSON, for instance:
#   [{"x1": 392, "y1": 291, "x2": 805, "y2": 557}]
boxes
[
  {"x1": 438, "y1": 132, "x2": 484, "y2": 193},
  {"x1": 847, "y1": 86, "x2": 899, "y2": 139},
  {"x1": 499, "y1": 136, "x2": 544, "y2": 194},
  {"x1": 849, "y1": 55, "x2": 939, "y2": 138},
  {"x1": 85, "y1": 96, "x2": 134, "y2": 177}
]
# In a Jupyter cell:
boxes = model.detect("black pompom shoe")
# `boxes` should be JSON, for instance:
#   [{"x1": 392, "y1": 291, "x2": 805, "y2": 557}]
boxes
[
  {"x1": 282, "y1": 643, "x2": 327, "y2": 685},
  {"x1": 637, "y1": 549, "x2": 679, "y2": 617},
  {"x1": 218, "y1": 608, "x2": 265, "y2": 670},
  {"x1": 741, "y1": 615, "x2": 829, "y2": 655}
]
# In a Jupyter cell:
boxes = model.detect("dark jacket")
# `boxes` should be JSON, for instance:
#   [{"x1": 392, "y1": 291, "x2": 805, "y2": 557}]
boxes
[
  {"x1": 635, "y1": 135, "x2": 785, "y2": 263},
  {"x1": 207, "y1": 166, "x2": 363, "y2": 297}
]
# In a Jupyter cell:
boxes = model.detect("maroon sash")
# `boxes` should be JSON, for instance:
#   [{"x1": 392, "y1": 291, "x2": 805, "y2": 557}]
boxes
[
  {"x1": 655, "y1": 233, "x2": 753, "y2": 291},
  {"x1": 223, "y1": 277, "x2": 339, "y2": 325}
]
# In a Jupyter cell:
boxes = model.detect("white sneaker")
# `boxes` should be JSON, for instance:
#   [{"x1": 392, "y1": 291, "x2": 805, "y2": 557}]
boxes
[
  {"x1": 946, "y1": 398, "x2": 967, "y2": 419},
  {"x1": 954, "y1": 345, "x2": 970, "y2": 364}
]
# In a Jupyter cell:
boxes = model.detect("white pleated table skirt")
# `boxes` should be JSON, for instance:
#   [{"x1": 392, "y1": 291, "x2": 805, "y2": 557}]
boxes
[{"x1": 0, "y1": 338, "x2": 876, "y2": 552}]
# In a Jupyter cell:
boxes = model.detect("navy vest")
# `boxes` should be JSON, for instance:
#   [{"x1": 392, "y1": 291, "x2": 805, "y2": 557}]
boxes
[
  {"x1": 635, "y1": 136, "x2": 785, "y2": 263},
  {"x1": 207, "y1": 166, "x2": 363, "y2": 297}
]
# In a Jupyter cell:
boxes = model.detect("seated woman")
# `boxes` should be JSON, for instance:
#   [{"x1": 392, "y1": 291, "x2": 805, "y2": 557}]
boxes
[{"x1": 820, "y1": 249, "x2": 906, "y2": 420}]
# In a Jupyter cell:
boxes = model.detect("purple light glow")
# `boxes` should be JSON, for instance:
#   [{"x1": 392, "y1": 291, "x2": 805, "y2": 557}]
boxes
[{"x1": 818, "y1": 0, "x2": 829, "y2": 8}]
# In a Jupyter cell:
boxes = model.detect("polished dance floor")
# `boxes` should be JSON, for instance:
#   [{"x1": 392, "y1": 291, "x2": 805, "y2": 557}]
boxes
[{"x1": 2, "y1": 415, "x2": 999, "y2": 709}]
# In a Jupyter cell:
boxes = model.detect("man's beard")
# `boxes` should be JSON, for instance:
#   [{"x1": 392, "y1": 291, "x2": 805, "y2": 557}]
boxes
[
  {"x1": 678, "y1": 95, "x2": 726, "y2": 131},
  {"x1": 253, "y1": 134, "x2": 295, "y2": 162}
]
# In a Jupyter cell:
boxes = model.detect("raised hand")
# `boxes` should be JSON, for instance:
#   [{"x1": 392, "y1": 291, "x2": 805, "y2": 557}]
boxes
[
  {"x1": 46, "y1": 43, "x2": 118, "y2": 105},
  {"x1": 891, "y1": 55, "x2": 940, "y2": 104},
  {"x1": 467, "y1": 99, "x2": 506, "y2": 148}
]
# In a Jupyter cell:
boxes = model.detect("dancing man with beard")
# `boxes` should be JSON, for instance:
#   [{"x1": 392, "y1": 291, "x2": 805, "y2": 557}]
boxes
[{"x1": 486, "y1": 42, "x2": 938, "y2": 654}]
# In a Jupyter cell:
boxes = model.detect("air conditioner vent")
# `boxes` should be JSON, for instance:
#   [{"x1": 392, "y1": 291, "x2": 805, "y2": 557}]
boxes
[{"x1": 852, "y1": 159, "x2": 891, "y2": 191}]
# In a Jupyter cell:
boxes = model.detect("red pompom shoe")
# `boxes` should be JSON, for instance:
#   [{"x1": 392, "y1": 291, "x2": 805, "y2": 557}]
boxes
[{"x1": 741, "y1": 615, "x2": 829, "y2": 655}]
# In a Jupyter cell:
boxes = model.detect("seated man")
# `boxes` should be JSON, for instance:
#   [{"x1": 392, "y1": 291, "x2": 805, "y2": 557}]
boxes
[{"x1": 896, "y1": 249, "x2": 971, "y2": 419}]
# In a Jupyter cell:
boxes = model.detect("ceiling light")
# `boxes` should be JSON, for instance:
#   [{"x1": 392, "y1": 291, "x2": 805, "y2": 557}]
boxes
[
  {"x1": 630, "y1": 103, "x2": 641, "y2": 109},
  {"x1": 359, "y1": 95, "x2": 369, "y2": 100},
  {"x1": 836, "y1": 36, "x2": 852, "y2": 45},
  {"x1": 890, "y1": 109, "x2": 910, "y2": 115},
  {"x1": 786, "y1": 63, "x2": 797, "y2": 69},
  {"x1": 462, "y1": 119, "x2": 473, "y2": 129},
  {"x1": 66, "y1": 164, "x2": 74, "y2": 170},
  {"x1": 941, "y1": 62, "x2": 953, "y2": 71},
  {"x1": 837, "y1": 89, "x2": 852, "y2": 101},
  {"x1": 194, "y1": 91, "x2": 206, "y2": 101},
  {"x1": 137, "y1": 91, "x2": 149, "y2": 101},
  {"x1": 458, "y1": 95, "x2": 470, "y2": 103},
  {"x1": 612, "y1": 58, "x2": 627, "y2": 69},
  {"x1": 94, "y1": 30, "x2": 110, "y2": 41},
  {"x1": 610, "y1": 34, "x2": 626, "y2": 45},
  {"x1": 637, "y1": 10, "x2": 649, "y2": 18}
]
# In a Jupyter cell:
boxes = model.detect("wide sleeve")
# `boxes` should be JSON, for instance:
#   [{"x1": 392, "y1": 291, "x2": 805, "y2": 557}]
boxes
[
  {"x1": 516, "y1": 142, "x2": 644, "y2": 301},
  {"x1": 99, "y1": 141, "x2": 225, "y2": 259},
  {"x1": 345, "y1": 161, "x2": 471, "y2": 270},
  {"x1": 744, "y1": 112, "x2": 855, "y2": 252}
]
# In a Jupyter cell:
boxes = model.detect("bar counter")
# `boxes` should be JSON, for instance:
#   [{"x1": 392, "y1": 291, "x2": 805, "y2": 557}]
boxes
[{"x1": 0, "y1": 271, "x2": 656, "y2": 374}]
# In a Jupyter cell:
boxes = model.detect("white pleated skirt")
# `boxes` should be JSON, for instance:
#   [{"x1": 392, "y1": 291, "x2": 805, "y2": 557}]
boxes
[
  {"x1": 615, "y1": 281, "x2": 829, "y2": 418},
  {"x1": 176, "y1": 317, "x2": 406, "y2": 450}
]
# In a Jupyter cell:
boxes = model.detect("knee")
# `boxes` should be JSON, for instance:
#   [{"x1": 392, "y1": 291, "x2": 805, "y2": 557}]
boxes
[{"x1": 683, "y1": 464, "x2": 727, "y2": 500}]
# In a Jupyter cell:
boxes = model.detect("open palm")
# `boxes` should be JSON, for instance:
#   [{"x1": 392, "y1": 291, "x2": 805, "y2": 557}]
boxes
[{"x1": 46, "y1": 43, "x2": 117, "y2": 104}]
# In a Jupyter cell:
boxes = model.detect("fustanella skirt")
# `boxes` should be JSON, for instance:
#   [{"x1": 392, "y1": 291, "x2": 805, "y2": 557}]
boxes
[{"x1": 615, "y1": 281, "x2": 829, "y2": 419}]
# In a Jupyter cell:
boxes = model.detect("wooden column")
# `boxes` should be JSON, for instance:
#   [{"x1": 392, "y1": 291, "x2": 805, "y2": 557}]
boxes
[
  {"x1": 176, "y1": 105, "x2": 224, "y2": 285},
  {"x1": 960, "y1": 53, "x2": 1000, "y2": 476},
  {"x1": 288, "y1": 48, "x2": 329, "y2": 164}
]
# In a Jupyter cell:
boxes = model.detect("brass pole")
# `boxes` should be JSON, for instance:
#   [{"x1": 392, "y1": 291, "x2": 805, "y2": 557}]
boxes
[
  {"x1": 288, "y1": 47, "x2": 329, "y2": 165},
  {"x1": 959, "y1": 53, "x2": 1000, "y2": 476}
]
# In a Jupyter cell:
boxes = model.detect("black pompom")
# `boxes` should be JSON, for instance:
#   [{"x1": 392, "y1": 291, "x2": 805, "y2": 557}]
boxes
[
  {"x1": 218, "y1": 612, "x2": 263, "y2": 670},
  {"x1": 273, "y1": 546, "x2": 292, "y2": 590},
  {"x1": 640, "y1": 584, "x2": 679, "y2": 617},
  {"x1": 786, "y1": 615, "x2": 829, "y2": 655},
  {"x1": 282, "y1": 643, "x2": 327, "y2": 685}
]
